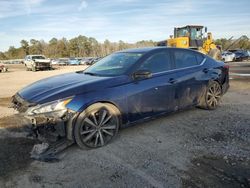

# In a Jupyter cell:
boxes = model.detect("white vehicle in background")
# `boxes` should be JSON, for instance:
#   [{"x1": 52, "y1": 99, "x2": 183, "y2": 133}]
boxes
[
  {"x1": 51, "y1": 59, "x2": 60, "y2": 65},
  {"x1": 24, "y1": 55, "x2": 51, "y2": 71},
  {"x1": 222, "y1": 51, "x2": 235, "y2": 62}
]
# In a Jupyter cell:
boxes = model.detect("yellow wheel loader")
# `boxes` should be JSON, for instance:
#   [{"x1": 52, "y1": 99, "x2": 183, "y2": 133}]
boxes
[{"x1": 158, "y1": 25, "x2": 221, "y2": 60}]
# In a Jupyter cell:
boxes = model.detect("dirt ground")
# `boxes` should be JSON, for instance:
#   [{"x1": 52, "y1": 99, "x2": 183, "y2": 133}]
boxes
[{"x1": 0, "y1": 64, "x2": 250, "y2": 188}]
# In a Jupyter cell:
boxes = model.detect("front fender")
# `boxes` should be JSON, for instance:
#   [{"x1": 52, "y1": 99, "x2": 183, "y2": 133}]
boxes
[
  {"x1": 66, "y1": 88, "x2": 129, "y2": 125},
  {"x1": 65, "y1": 97, "x2": 128, "y2": 141}
]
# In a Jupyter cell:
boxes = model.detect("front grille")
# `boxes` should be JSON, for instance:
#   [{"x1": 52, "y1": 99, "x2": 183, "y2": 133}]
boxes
[
  {"x1": 12, "y1": 93, "x2": 35, "y2": 113},
  {"x1": 36, "y1": 63, "x2": 50, "y2": 67}
]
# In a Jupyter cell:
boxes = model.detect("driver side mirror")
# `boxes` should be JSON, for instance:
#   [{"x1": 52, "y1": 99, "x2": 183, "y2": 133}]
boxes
[{"x1": 133, "y1": 70, "x2": 152, "y2": 80}]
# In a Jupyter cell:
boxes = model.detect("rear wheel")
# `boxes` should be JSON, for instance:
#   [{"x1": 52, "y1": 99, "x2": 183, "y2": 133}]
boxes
[
  {"x1": 198, "y1": 81, "x2": 222, "y2": 110},
  {"x1": 74, "y1": 103, "x2": 120, "y2": 149}
]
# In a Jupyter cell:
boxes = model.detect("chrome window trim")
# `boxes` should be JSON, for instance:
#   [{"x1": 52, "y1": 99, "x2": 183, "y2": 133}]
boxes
[{"x1": 152, "y1": 57, "x2": 206, "y2": 76}]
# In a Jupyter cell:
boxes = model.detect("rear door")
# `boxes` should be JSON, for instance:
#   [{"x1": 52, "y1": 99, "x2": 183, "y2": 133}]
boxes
[
  {"x1": 171, "y1": 49, "x2": 207, "y2": 109},
  {"x1": 127, "y1": 50, "x2": 178, "y2": 122}
]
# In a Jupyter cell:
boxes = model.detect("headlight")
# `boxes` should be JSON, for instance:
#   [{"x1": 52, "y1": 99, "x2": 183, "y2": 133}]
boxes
[{"x1": 26, "y1": 98, "x2": 73, "y2": 117}]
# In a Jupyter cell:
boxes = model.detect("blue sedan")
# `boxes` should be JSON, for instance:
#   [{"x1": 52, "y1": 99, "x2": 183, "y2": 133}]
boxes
[{"x1": 12, "y1": 47, "x2": 229, "y2": 149}]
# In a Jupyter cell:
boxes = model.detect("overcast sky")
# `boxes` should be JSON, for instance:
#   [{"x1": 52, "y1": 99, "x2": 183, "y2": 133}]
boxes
[{"x1": 0, "y1": 0, "x2": 250, "y2": 51}]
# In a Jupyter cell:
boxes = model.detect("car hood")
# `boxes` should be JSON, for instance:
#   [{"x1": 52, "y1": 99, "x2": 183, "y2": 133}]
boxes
[
  {"x1": 34, "y1": 59, "x2": 51, "y2": 63},
  {"x1": 18, "y1": 72, "x2": 129, "y2": 104}
]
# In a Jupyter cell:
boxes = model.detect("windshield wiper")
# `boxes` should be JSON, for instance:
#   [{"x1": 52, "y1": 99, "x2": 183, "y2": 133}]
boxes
[{"x1": 84, "y1": 72, "x2": 99, "y2": 76}]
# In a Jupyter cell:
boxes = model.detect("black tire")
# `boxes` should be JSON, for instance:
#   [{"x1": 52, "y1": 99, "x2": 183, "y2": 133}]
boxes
[
  {"x1": 198, "y1": 81, "x2": 222, "y2": 110},
  {"x1": 74, "y1": 103, "x2": 120, "y2": 149},
  {"x1": 208, "y1": 49, "x2": 222, "y2": 61}
]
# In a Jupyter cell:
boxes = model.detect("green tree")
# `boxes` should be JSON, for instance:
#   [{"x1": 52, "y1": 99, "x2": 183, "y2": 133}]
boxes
[
  {"x1": 0, "y1": 52, "x2": 7, "y2": 60},
  {"x1": 77, "y1": 35, "x2": 89, "y2": 57},
  {"x1": 20, "y1": 40, "x2": 29, "y2": 56},
  {"x1": 103, "y1": 39, "x2": 111, "y2": 56},
  {"x1": 29, "y1": 39, "x2": 43, "y2": 54},
  {"x1": 49, "y1": 38, "x2": 58, "y2": 45},
  {"x1": 48, "y1": 38, "x2": 58, "y2": 57},
  {"x1": 118, "y1": 40, "x2": 126, "y2": 50},
  {"x1": 57, "y1": 38, "x2": 69, "y2": 57},
  {"x1": 69, "y1": 37, "x2": 79, "y2": 57},
  {"x1": 7, "y1": 46, "x2": 18, "y2": 59},
  {"x1": 89, "y1": 37, "x2": 100, "y2": 57}
]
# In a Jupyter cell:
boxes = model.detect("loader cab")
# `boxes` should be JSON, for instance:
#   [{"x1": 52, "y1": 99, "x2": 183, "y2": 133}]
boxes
[{"x1": 174, "y1": 25, "x2": 204, "y2": 49}]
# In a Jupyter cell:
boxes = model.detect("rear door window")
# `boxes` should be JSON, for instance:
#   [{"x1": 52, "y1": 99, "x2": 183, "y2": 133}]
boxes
[
  {"x1": 173, "y1": 50, "x2": 202, "y2": 69},
  {"x1": 139, "y1": 51, "x2": 172, "y2": 73},
  {"x1": 196, "y1": 53, "x2": 205, "y2": 64}
]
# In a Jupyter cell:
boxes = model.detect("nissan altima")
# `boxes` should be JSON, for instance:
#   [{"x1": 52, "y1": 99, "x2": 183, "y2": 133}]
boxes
[{"x1": 12, "y1": 47, "x2": 229, "y2": 149}]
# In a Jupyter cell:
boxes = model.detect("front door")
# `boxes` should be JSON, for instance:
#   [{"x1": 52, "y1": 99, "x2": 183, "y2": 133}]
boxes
[{"x1": 127, "y1": 50, "x2": 178, "y2": 122}]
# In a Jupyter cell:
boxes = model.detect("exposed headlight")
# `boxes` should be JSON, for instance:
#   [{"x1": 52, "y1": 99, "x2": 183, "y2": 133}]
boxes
[{"x1": 26, "y1": 97, "x2": 73, "y2": 117}]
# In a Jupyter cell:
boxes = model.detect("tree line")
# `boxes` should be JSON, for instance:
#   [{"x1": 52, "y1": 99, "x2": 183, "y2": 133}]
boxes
[
  {"x1": 0, "y1": 36, "x2": 156, "y2": 60},
  {"x1": 0, "y1": 35, "x2": 249, "y2": 60}
]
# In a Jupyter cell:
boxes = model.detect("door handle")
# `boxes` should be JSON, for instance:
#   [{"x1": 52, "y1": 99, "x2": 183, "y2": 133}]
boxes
[
  {"x1": 203, "y1": 68, "x2": 209, "y2": 73},
  {"x1": 168, "y1": 78, "x2": 177, "y2": 84}
]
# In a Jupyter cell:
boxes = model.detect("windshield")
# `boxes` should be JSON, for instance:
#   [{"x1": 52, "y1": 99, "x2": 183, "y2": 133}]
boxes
[
  {"x1": 177, "y1": 27, "x2": 203, "y2": 39},
  {"x1": 84, "y1": 52, "x2": 143, "y2": 76},
  {"x1": 176, "y1": 28, "x2": 189, "y2": 37},
  {"x1": 32, "y1": 56, "x2": 45, "y2": 60},
  {"x1": 190, "y1": 28, "x2": 202, "y2": 40}
]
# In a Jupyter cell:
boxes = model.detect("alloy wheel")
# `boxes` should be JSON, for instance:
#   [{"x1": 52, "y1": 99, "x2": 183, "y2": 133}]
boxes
[
  {"x1": 206, "y1": 82, "x2": 221, "y2": 109},
  {"x1": 79, "y1": 107, "x2": 119, "y2": 148}
]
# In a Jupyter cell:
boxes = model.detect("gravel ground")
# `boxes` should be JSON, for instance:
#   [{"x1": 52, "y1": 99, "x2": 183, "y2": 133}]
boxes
[{"x1": 0, "y1": 64, "x2": 249, "y2": 188}]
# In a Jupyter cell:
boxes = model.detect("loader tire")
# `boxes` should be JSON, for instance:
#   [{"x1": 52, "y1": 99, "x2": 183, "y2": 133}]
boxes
[{"x1": 208, "y1": 48, "x2": 222, "y2": 61}]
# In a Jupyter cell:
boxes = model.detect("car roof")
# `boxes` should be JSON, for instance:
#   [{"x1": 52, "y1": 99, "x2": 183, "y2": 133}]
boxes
[{"x1": 118, "y1": 47, "x2": 167, "y2": 53}]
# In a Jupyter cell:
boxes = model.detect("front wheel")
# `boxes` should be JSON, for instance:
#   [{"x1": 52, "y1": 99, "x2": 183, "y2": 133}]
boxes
[
  {"x1": 198, "y1": 81, "x2": 222, "y2": 110},
  {"x1": 32, "y1": 65, "x2": 36, "y2": 72},
  {"x1": 74, "y1": 103, "x2": 120, "y2": 149}
]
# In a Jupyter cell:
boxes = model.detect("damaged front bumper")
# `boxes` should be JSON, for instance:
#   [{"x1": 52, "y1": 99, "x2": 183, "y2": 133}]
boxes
[
  {"x1": 12, "y1": 93, "x2": 78, "y2": 161},
  {"x1": 35, "y1": 62, "x2": 51, "y2": 70},
  {"x1": 24, "y1": 111, "x2": 76, "y2": 141},
  {"x1": 12, "y1": 93, "x2": 77, "y2": 140}
]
